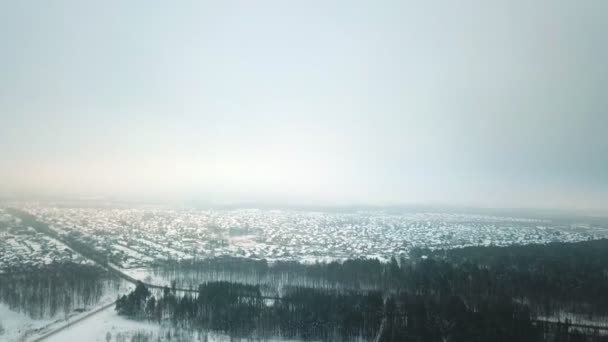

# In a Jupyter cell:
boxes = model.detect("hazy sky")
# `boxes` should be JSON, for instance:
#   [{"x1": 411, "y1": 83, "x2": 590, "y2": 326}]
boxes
[{"x1": 1, "y1": 1, "x2": 607, "y2": 212}]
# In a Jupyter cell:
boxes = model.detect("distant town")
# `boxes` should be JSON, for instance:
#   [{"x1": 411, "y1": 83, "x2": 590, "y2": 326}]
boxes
[{"x1": 2, "y1": 203, "x2": 606, "y2": 272}]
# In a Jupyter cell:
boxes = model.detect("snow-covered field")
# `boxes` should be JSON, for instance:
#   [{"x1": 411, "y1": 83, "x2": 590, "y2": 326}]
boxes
[
  {"x1": 0, "y1": 279, "x2": 133, "y2": 342},
  {"x1": 45, "y1": 305, "x2": 305, "y2": 342},
  {"x1": 44, "y1": 305, "x2": 158, "y2": 342},
  {"x1": 0, "y1": 302, "x2": 54, "y2": 342}
]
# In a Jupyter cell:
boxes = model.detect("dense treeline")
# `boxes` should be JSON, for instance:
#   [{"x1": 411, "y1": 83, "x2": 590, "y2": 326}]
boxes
[
  {"x1": 155, "y1": 239, "x2": 608, "y2": 318},
  {"x1": 276, "y1": 286, "x2": 383, "y2": 340},
  {"x1": 119, "y1": 239, "x2": 608, "y2": 341},
  {"x1": 118, "y1": 281, "x2": 384, "y2": 341},
  {"x1": 381, "y1": 293, "x2": 541, "y2": 342},
  {"x1": 118, "y1": 280, "x2": 553, "y2": 341},
  {"x1": 0, "y1": 263, "x2": 117, "y2": 319},
  {"x1": 416, "y1": 239, "x2": 608, "y2": 317},
  {"x1": 153, "y1": 257, "x2": 394, "y2": 293}
]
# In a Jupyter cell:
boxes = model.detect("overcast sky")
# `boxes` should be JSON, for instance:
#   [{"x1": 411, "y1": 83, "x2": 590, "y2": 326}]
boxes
[{"x1": 1, "y1": 1, "x2": 607, "y2": 212}]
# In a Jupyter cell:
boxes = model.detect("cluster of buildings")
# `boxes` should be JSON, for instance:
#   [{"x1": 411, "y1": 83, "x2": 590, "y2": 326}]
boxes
[
  {"x1": 0, "y1": 209, "x2": 92, "y2": 271},
  {"x1": 0, "y1": 204, "x2": 603, "y2": 272}
]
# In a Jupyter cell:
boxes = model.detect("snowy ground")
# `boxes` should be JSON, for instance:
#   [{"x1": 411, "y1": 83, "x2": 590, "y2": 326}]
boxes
[
  {"x1": 44, "y1": 305, "x2": 305, "y2": 342},
  {"x1": 122, "y1": 267, "x2": 168, "y2": 286},
  {"x1": 537, "y1": 312, "x2": 608, "y2": 334},
  {"x1": 0, "y1": 303, "x2": 54, "y2": 342},
  {"x1": 0, "y1": 279, "x2": 133, "y2": 342},
  {"x1": 44, "y1": 305, "x2": 158, "y2": 342}
]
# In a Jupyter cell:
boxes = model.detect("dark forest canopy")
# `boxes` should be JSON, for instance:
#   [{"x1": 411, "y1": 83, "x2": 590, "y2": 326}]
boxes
[
  {"x1": 153, "y1": 239, "x2": 608, "y2": 316},
  {"x1": 0, "y1": 263, "x2": 117, "y2": 319},
  {"x1": 119, "y1": 239, "x2": 608, "y2": 342}
]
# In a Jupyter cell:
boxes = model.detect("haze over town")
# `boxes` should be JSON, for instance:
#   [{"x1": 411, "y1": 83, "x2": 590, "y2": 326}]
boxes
[
  {"x1": 1, "y1": 1, "x2": 608, "y2": 342},
  {"x1": 2, "y1": 0, "x2": 607, "y2": 213}
]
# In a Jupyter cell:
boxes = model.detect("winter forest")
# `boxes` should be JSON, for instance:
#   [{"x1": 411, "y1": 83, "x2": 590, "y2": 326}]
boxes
[{"x1": 2, "y1": 207, "x2": 608, "y2": 341}]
